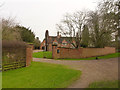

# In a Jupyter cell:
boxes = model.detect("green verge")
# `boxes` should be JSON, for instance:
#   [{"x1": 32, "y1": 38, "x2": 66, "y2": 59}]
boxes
[
  {"x1": 87, "y1": 80, "x2": 119, "y2": 88},
  {"x1": 57, "y1": 52, "x2": 120, "y2": 60},
  {"x1": 33, "y1": 51, "x2": 52, "y2": 59},
  {"x1": 0, "y1": 72, "x2": 2, "y2": 89},
  {"x1": 2, "y1": 62, "x2": 81, "y2": 88}
]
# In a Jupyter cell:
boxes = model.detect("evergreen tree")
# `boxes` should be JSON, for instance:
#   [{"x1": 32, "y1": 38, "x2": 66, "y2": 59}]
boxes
[
  {"x1": 16, "y1": 25, "x2": 35, "y2": 43},
  {"x1": 34, "y1": 37, "x2": 41, "y2": 49},
  {"x1": 81, "y1": 25, "x2": 89, "y2": 47}
]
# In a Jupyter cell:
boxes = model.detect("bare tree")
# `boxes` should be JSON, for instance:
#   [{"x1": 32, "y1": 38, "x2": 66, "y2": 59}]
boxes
[
  {"x1": 56, "y1": 11, "x2": 87, "y2": 48},
  {"x1": 72, "y1": 11, "x2": 87, "y2": 42},
  {"x1": 2, "y1": 17, "x2": 21, "y2": 41},
  {"x1": 87, "y1": 0, "x2": 119, "y2": 48},
  {"x1": 56, "y1": 0, "x2": 119, "y2": 48},
  {"x1": 56, "y1": 13, "x2": 76, "y2": 37},
  {"x1": 0, "y1": 2, "x2": 4, "y2": 40},
  {"x1": 98, "y1": 0, "x2": 119, "y2": 34}
]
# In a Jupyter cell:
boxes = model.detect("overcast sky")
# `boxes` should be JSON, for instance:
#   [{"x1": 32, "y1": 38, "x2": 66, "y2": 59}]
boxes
[{"x1": 1, "y1": 0, "x2": 99, "y2": 41}]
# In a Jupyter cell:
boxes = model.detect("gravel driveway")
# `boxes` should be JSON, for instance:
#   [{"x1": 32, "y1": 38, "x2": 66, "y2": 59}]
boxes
[
  {"x1": 33, "y1": 58, "x2": 118, "y2": 88},
  {"x1": 33, "y1": 50, "x2": 43, "y2": 53}
]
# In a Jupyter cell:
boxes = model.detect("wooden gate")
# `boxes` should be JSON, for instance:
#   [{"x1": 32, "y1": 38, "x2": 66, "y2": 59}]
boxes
[{"x1": 2, "y1": 41, "x2": 27, "y2": 71}]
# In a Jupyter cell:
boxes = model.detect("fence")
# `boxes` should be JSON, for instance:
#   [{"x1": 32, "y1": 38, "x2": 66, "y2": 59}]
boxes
[
  {"x1": 52, "y1": 45, "x2": 116, "y2": 59},
  {"x1": 2, "y1": 40, "x2": 33, "y2": 71}
]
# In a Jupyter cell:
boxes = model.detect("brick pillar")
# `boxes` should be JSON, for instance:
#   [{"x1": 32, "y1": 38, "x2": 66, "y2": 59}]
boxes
[
  {"x1": 28, "y1": 43, "x2": 34, "y2": 50},
  {"x1": 52, "y1": 44, "x2": 57, "y2": 59},
  {"x1": 26, "y1": 44, "x2": 33, "y2": 67}
]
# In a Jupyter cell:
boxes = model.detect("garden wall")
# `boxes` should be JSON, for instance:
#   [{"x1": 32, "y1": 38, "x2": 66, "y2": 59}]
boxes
[
  {"x1": 52, "y1": 45, "x2": 116, "y2": 59},
  {"x1": 2, "y1": 40, "x2": 33, "y2": 71}
]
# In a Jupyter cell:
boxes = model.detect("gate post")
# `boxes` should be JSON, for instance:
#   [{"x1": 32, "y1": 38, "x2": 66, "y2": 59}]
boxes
[
  {"x1": 52, "y1": 44, "x2": 57, "y2": 59},
  {"x1": 26, "y1": 44, "x2": 33, "y2": 67}
]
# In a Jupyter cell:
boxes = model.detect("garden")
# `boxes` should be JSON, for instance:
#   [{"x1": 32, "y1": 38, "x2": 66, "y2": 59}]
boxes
[{"x1": 2, "y1": 51, "x2": 119, "y2": 88}]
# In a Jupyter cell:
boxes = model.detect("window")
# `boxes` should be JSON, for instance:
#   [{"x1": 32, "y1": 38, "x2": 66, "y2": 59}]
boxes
[
  {"x1": 57, "y1": 49, "x2": 60, "y2": 53},
  {"x1": 62, "y1": 43, "x2": 67, "y2": 45},
  {"x1": 53, "y1": 42, "x2": 58, "y2": 45},
  {"x1": 42, "y1": 46, "x2": 44, "y2": 50},
  {"x1": 43, "y1": 43, "x2": 45, "y2": 45}
]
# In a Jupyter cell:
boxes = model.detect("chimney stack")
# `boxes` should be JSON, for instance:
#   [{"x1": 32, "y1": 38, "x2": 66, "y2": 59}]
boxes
[
  {"x1": 45, "y1": 30, "x2": 49, "y2": 51},
  {"x1": 57, "y1": 31, "x2": 61, "y2": 38},
  {"x1": 57, "y1": 31, "x2": 59, "y2": 36}
]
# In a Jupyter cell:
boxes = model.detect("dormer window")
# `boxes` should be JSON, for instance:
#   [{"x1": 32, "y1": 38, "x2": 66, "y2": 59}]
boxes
[
  {"x1": 53, "y1": 42, "x2": 58, "y2": 45},
  {"x1": 43, "y1": 43, "x2": 45, "y2": 46},
  {"x1": 62, "y1": 43, "x2": 67, "y2": 45}
]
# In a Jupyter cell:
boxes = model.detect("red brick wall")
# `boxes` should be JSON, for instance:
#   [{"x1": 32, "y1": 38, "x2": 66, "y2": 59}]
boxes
[
  {"x1": 58, "y1": 48, "x2": 82, "y2": 59},
  {"x1": 79, "y1": 47, "x2": 115, "y2": 58},
  {"x1": 26, "y1": 45, "x2": 33, "y2": 66},
  {"x1": 52, "y1": 46, "x2": 116, "y2": 59},
  {"x1": 52, "y1": 45, "x2": 60, "y2": 59}
]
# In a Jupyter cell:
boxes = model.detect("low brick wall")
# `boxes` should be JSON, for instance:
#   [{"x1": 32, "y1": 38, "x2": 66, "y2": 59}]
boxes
[{"x1": 52, "y1": 45, "x2": 116, "y2": 59}]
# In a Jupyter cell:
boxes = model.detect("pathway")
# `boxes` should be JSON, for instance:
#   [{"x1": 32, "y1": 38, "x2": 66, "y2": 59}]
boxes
[
  {"x1": 33, "y1": 50, "x2": 43, "y2": 53},
  {"x1": 33, "y1": 58, "x2": 118, "y2": 88}
]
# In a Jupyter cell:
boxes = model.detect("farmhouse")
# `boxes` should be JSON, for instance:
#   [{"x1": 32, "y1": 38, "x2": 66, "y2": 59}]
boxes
[{"x1": 40, "y1": 30, "x2": 76, "y2": 51}]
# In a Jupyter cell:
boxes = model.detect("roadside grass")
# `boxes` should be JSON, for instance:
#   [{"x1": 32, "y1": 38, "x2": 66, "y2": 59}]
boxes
[
  {"x1": 57, "y1": 52, "x2": 120, "y2": 60},
  {"x1": 33, "y1": 51, "x2": 52, "y2": 59},
  {"x1": 0, "y1": 72, "x2": 1, "y2": 89},
  {"x1": 88, "y1": 80, "x2": 119, "y2": 88},
  {"x1": 2, "y1": 62, "x2": 81, "y2": 88}
]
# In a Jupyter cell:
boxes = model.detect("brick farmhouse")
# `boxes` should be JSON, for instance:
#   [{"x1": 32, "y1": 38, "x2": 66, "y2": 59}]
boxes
[
  {"x1": 40, "y1": 30, "x2": 116, "y2": 59},
  {"x1": 40, "y1": 30, "x2": 76, "y2": 51}
]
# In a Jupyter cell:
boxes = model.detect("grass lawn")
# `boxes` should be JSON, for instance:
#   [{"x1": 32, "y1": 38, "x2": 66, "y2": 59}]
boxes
[
  {"x1": 33, "y1": 51, "x2": 52, "y2": 59},
  {"x1": 0, "y1": 72, "x2": 1, "y2": 89},
  {"x1": 57, "y1": 52, "x2": 120, "y2": 60},
  {"x1": 88, "y1": 80, "x2": 119, "y2": 88},
  {"x1": 2, "y1": 62, "x2": 81, "y2": 88}
]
